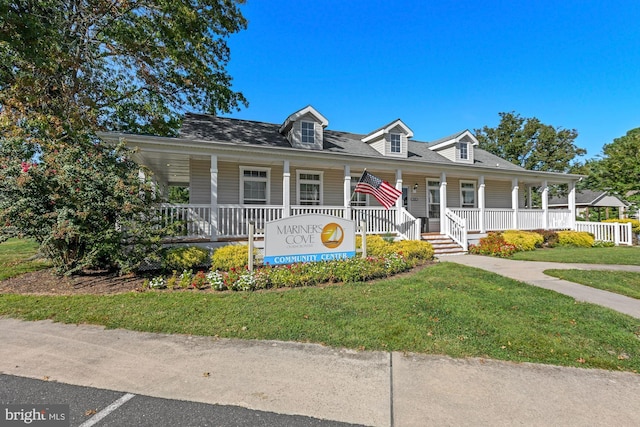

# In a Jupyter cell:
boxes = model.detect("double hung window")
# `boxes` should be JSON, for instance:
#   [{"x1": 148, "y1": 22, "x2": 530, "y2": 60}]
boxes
[
  {"x1": 297, "y1": 171, "x2": 322, "y2": 205},
  {"x1": 240, "y1": 167, "x2": 270, "y2": 204}
]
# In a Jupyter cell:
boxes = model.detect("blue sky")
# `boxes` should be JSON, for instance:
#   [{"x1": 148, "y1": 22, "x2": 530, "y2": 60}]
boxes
[{"x1": 225, "y1": 0, "x2": 640, "y2": 160}]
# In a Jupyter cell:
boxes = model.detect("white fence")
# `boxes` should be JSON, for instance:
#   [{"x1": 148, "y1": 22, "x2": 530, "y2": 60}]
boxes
[{"x1": 575, "y1": 221, "x2": 633, "y2": 246}]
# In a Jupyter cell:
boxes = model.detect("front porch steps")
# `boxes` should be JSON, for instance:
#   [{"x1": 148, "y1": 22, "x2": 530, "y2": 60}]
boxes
[{"x1": 421, "y1": 233, "x2": 467, "y2": 256}]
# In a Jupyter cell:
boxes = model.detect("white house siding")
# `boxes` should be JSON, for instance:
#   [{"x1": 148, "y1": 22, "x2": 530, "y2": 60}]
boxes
[
  {"x1": 485, "y1": 179, "x2": 512, "y2": 208},
  {"x1": 439, "y1": 145, "x2": 456, "y2": 162},
  {"x1": 189, "y1": 158, "x2": 211, "y2": 204},
  {"x1": 403, "y1": 174, "x2": 427, "y2": 217},
  {"x1": 369, "y1": 138, "x2": 386, "y2": 156},
  {"x1": 288, "y1": 166, "x2": 343, "y2": 205},
  {"x1": 211, "y1": 161, "x2": 284, "y2": 205}
]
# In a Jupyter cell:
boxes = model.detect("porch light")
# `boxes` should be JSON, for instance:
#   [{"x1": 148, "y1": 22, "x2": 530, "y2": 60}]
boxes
[{"x1": 413, "y1": 183, "x2": 419, "y2": 193}]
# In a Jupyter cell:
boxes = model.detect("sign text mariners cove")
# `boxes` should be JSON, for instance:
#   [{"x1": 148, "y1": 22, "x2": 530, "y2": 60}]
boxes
[{"x1": 263, "y1": 214, "x2": 356, "y2": 265}]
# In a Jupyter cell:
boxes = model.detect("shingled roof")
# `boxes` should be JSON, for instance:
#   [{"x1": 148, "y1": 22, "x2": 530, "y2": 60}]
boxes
[{"x1": 179, "y1": 113, "x2": 528, "y2": 172}]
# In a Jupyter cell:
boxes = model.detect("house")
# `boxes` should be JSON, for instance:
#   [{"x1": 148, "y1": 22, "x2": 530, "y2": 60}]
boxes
[
  {"x1": 104, "y1": 105, "x2": 631, "y2": 251},
  {"x1": 549, "y1": 189, "x2": 631, "y2": 221}
]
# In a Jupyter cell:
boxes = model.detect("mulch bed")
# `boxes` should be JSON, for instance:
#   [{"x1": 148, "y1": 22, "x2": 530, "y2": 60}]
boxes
[{"x1": 0, "y1": 269, "x2": 147, "y2": 296}]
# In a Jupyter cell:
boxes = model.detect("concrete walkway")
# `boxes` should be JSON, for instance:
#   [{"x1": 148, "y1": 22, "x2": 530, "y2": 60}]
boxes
[
  {"x1": 1, "y1": 318, "x2": 639, "y2": 427},
  {"x1": 440, "y1": 255, "x2": 640, "y2": 319}
]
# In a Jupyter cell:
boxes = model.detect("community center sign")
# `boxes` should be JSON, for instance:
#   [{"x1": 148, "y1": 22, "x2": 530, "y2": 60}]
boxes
[{"x1": 263, "y1": 214, "x2": 356, "y2": 265}]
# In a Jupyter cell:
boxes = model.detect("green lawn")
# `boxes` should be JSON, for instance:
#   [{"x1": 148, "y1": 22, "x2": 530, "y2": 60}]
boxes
[
  {"x1": 1, "y1": 262, "x2": 638, "y2": 372},
  {"x1": 545, "y1": 269, "x2": 640, "y2": 300},
  {"x1": 511, "y1": 246, "x2": 640, "y2": 265},
  {"x1": 0, "y1": 239, "x2": 51, "y2": 280}
]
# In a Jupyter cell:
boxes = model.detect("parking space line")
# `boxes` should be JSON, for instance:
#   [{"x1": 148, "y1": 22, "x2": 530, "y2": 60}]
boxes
[{"x1": 79, "y1": 392, "x2": 135, "y2": 427}]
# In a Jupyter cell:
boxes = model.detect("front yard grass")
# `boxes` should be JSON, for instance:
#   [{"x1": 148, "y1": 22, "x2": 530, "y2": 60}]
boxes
[
  {"x1": 0, "y1": 238, "x2": 51, "y2": 280},
  {"x1": 545, "y1": 270, "x2": 640, "y2": 300},
  {"x1": 511, "y1": 246, "x2": 640, "y2": 265},
  {"x1": 1, "y1": 262, "x2": 639, "y2": 372}
]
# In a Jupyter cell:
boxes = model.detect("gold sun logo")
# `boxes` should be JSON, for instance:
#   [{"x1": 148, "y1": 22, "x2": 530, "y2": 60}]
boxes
[{"x1": 321, "y1": 223, "x2": 344, "y2": 248}]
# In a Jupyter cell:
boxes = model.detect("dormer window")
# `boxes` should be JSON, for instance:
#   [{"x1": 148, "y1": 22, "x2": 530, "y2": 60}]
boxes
[
  {"x1": 301, "y1": 121, "x2": 315, "y2": 144},
  {"x1": 390, "y1": 133, "x2": 401, "y2": 153},
  {"x1": 361, "y1": 119, "x2": 413, "y2": 158},
  {"x1": 459, "y1": 141, "x2": 469, "y2": 160},
  {"x1": 428, "y1": 130, "x2": 478, "y2": 163},
  {"x1": 279, "y1": 106, "x2": 328, "y2": 150}
]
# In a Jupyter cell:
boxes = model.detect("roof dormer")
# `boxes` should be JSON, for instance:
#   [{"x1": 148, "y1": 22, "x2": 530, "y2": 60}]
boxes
[
  {"x1": 428, "y1": 130, "x2": 478, "y2": 164},
  {"x1": 279, "y1": 105, "x2": 328, "y2": 151},
  {"x1": 361, "y1": 119, "x2": 413, "y2": 158}
]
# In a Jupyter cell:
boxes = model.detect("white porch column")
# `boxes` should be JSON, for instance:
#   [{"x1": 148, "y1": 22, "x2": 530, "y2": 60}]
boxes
[
  {"x1": 439, "y1": 172, "x2": 447, "y2": 234},
  {"x1": 282, "y1": 160, "x2": 290, "y2": 218},
  {"x1": 343, "y1": 165, "x2": 351, "y2": 220},
  {"x1": 541, "y1": 180, "x2": 549, "y2": 229},
  {"x1": 478, "y1": 175, "x2": 486, "y2": 233},
  {"x1": 568, "y1": 181, "x2": 576, "y2": 229},
  {"x1": 395, "y1": 169, "x2": 403, "y2": 222},
  {"x1": 511, "y1": 178, "x2": 519, "y2": 230},
  {"x1": 210, "y1": 155, "x2": 218, "y2": 241}
]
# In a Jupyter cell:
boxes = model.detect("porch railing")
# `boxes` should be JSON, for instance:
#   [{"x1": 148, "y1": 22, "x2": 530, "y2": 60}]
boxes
[
  {"x1": 351, "y1": 207, "x2": 397, "y2": 235},
  {"x1": 445, "y1": 208, "x2": 468, "y2": 251},
  {"x1": 218, "y1": 205, "x2": 284, "y2": 238},
  {"x1": 449, "y1": 208, "x2": 573, "y2": 232},
  {"x1": 548, "y1": 209, "x2": 572, "y2": 229},
  {"x1": 575, "y1": 221, "x2": 633, "y2": 246},
  {"x1": 160, "y1": 204, "x2": 635, "y2": 247},
  {"x1": 218, "y1": 205, "x2": 420, "y2": 239},
  {"x1": 157, "y1": 204, "x2": 211, "y2": 239}
]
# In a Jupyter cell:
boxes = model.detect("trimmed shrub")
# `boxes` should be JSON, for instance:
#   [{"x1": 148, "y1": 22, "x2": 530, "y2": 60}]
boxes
[
  {"x1": 162, "y1": 246, "x2": 209, "y2": 272},
  {"x1": 533, "y1": 229, "x2": 559, "y2": 248},
  {"x1": 211, "y1": 244, "x2": 249, "y2": 271},
  {"x1": 468, "y1": 232, "x2": 517, "y2": 257},
  {"x1": 394, "y1": 239, "x2": 435, "y2": 261},
  {"x1": 557, "y1": 231, "x2": 594, "y2": 248},
  {"x1": 361, "y1": 235, "x2": 396, "y2": 258},
  {"x1": 502, "y1": 230, "x2": 544, "y2": 251}
]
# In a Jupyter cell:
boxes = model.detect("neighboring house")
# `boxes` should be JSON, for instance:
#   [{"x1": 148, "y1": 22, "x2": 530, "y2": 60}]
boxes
[
  {"x1": 549, "y1": 189, "x2": 630, "y2": 220},
  {"x1": 105, "y1": 105, "x2": 627, "y2": 251}
]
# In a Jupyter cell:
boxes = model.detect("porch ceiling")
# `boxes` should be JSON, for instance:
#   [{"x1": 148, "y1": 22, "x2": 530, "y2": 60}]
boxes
[{"x1": 134, "y1": 151, "x2": 191, "y2": 184}]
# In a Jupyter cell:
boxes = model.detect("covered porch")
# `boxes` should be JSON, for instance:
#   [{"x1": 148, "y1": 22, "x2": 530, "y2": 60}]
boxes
[{"x1": 127, "y1": 138, "x2": 598, "y2": 249}]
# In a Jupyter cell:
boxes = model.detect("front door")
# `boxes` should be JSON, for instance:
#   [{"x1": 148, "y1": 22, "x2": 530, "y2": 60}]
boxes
[{"x1": 427, "y1": 180, "x2": 441, "y2": 233}]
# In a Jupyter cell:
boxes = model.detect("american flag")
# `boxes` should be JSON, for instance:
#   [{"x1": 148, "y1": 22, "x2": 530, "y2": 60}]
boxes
[{"x1": 354, "y1": 170, "x2": 402, "y2": 209}]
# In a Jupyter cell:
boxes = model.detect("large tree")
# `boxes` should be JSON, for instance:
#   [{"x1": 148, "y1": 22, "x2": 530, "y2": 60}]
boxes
[
  {"x1": 586, "y1": 128, "x2": 640, "y2": 206},
  {"x1": 474, "y1": 112, "x2": 585, "y2": 173},
  {"x1": 0, "y1": 0, "x2": 248, "y2": 135},
  {"x1": 0, "y1": 0, "x2": 248, "y2": 274}
]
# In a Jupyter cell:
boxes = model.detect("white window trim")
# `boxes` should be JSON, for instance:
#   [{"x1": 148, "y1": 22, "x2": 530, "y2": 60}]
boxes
[
  {"x1": 390, "y1": 133, "x2": 402, "y2": 154},
  {"x1": 460, "y1": 180, "x2": 477, "y2": 208},
  {"x1": 301, "y1": 121, "x2": 315, "y2": 144},
  {"x1": 296, "y1": 170, "x2": 323, "y2": 205},
  {"x1": 458, "y1": 141, "x2": 469, "y2": 160},
  {"x1": 239, "y1": 166, "x2": 271, "y2": 204}
]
